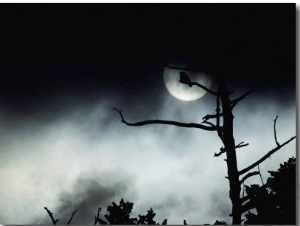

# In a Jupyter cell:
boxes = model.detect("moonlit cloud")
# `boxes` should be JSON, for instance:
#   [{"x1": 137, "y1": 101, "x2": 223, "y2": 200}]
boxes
[{"x1": 0, "y1": 84, "x2": 295, "y2": 224}]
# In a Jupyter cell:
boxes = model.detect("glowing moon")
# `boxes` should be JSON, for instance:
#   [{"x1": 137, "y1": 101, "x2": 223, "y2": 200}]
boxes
[{"x1": 163, "y1": 67, "x2": 213, "y2": 101}]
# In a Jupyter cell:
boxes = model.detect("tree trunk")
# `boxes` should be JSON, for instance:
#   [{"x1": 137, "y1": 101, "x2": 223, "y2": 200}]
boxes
[{"x1": 219, "y1": 78, "x2": 241, "y2": 224}]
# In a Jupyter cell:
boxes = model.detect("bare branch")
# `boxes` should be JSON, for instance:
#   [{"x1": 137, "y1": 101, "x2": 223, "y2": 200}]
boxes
[
  {"x1": 214, "y1": 146, "x2": 226, "y2": 157},
  {"x1": 235, "y1": 142, "x2": 249, "y2": 149},
  {"x1": 273, "y1": 116, "x2": 280, "y2": 146},
  {"x1": 239, "y1": 136, "x2": 296, "y2": 175},
  {"x1": 202, "y1": 113, "x2": 224, "y2": 122},
  {"x1": 67, "y1": 210, "x2": 78, "y2": 225},
  {"x1": 231, "y1": 80, "x2": 269, "y2": 108},
  {"x1": 44, "y1": 207, "x2": 59, "y2": 225},
  {"x1": 239, "y1": 171, "x2": 260, "y2": 185},
  {"x1": 113, "y1": 108, "x2": 218, "y2": 131}
]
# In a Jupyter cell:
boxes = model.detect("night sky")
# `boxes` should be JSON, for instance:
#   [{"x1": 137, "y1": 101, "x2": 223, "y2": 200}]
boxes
[{"x1": 0, "y1": 3, "x2": 296, "y2": 224}]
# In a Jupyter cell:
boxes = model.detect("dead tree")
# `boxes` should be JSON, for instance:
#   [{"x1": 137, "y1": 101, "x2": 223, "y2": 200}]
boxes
[{"x1": 113, "y1": 64, "x2": 295, "y2": 224}]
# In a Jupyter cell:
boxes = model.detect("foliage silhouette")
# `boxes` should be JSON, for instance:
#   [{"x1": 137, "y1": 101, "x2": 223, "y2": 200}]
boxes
[
  {"x1": 44, "y1": 158, "x2": 296, "y2": 225},
  {"x1": 95, "y1": 198, "x2": 168, "y2": 225},
  {"x1": 243, "y1": 157, "x2": 296, "y2": 224}
]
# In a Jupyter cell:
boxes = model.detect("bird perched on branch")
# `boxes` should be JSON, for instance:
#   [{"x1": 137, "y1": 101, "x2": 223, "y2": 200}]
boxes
[{"x1": 179, "y1": 71, "x2": 192, "y2": 87}]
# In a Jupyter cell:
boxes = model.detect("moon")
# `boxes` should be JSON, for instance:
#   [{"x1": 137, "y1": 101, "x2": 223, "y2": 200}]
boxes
[{"x1": 163, "y1": 67, "x2": 213, "y2": 101}]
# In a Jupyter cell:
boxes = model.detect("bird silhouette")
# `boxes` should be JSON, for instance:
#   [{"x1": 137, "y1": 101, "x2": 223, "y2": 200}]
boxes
[
  {"x1": 162, "y1": 219, "x2": 168, "y2": 225},
  {"x1": 179, "y1": 71, "x2": 192, "y2": 87}
]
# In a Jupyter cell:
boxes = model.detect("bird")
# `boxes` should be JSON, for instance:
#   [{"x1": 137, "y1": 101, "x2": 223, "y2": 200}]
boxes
[
  {"x1": 162, "y1": 219, "x2": 168, "y2": 225},
  {"x1": 179, "y1": 71, "x2": 192, "y2": 87}
]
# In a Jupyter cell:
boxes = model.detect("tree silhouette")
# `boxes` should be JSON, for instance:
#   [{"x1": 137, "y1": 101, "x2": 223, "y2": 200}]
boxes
[
  {"x1": 243, "y1": 157, "x2": 296, "y2": 224},
  {"x1": 113, "y1": 64, "x2": 296, "y2": 224}
]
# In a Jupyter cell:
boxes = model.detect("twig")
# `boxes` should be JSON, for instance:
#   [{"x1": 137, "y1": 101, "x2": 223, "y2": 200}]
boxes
[
  {"x1": 239, "y1": 171, "x2": 260, "y2": 185},
  {"x1": 67, "y1": 210, "x2": 78, "y2": 225},
  {"x1": 235, "y1": 142, "x2": 249, "y2": 149},
  {"x1": 44, "y1": 207, "x2": 59, "y2": 225},
  {"x1": 113, "y1": 108, "x2": 218, "y2": 131},
  {"x1": 273, "y1": 116, "x2": 280, "y2": 146},
  {"x1": 94, "y1": 208, "x2": 101, "y2": 225},
  {"x1": 238, "y1": 136, "x2": 296, "y2": 175},
  {"x1": 231, "y1": 80, "x2": 269, "y2": 108},
  {"x1": 202, "y1": 113, "x2": 224, "y2": 122}
]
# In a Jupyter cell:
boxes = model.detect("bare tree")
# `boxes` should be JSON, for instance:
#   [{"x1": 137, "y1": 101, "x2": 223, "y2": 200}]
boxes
[{"x1": 114, "y1": 64, "x2": 296, "y2": 224}]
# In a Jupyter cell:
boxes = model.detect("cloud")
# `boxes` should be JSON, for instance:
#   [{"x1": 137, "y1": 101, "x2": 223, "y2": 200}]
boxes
[
  {"x1": 38, "y1": 175, "x2": 133, "y2": 225},
  {"x1": 0, "y1": 84, "x2": 296, "y2": 224}
]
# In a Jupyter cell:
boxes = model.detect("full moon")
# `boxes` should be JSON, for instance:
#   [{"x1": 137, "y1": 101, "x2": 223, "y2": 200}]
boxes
[{"x1": 163, "y1": 67, "x2": 213, "y2": 101}]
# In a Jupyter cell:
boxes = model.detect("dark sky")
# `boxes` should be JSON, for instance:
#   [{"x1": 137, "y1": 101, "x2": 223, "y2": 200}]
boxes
[
  {"x1": 0, "y1": 3, "x2": 295, "y2": 103},
  {"x1": 0, "y1": 3, "x2": 296, "y2": 225}
]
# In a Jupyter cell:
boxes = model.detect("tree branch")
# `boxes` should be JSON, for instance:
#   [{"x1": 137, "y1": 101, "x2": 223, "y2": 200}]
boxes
[
  {"x1": 239, "y1": 171, "x2": 260, "y2": 185},
  {"x1": 113, "y1": 108, "x2": 218, "y2": 131},
  {"x1": 44, "y1": 207, "x2": 59, "y2": 225},
  {"x1": 238, "y1": 136, "x2": 296, "y2": 175},
  {"x1": 67, "y1": 210, "x2": 78, "y2": 225},
  {"x1": 273, "y1": 115, "x2": 280, "y2": 146},
  {"x1": 190, "y1": 81, "x2": 218, "y2": 95},
  {"x1": 231, "y1": 80, "x2": 269, "y2": 108},
  {"x1": 235, "y1": 142, "x2": 249, "y2": 149}
]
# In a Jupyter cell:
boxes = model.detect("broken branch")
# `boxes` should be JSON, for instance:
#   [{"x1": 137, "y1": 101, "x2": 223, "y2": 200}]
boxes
[
  {"x1": 113, "y1": 108, "x2": 218, "y2": 131},
  {"x1": 214, "y1": 146, "x2": 226, "y2": 157},
  {"x1": 273, "y1": 116, "x2": 280, "y2": 146},
  {"x1": 239, "y1": 136, "x2": 296, "y2": 175},
  {"x1": 44, "y1": 207, "x2": 59, "y2": 225}
]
